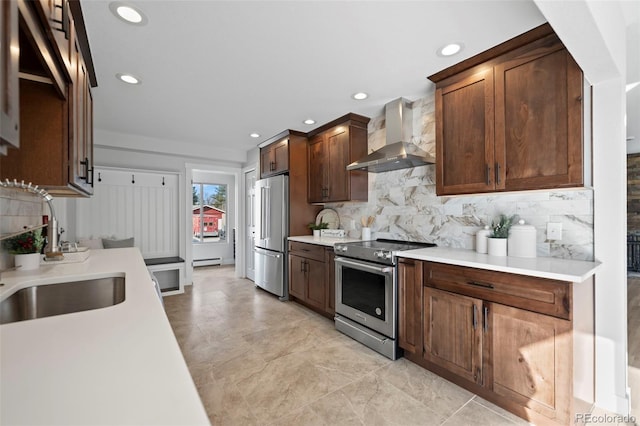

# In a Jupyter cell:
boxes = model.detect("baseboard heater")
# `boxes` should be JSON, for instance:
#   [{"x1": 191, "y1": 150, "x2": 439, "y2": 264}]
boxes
[{"x1": 193, "y1": 258, "x2": 222, "y2": 267}]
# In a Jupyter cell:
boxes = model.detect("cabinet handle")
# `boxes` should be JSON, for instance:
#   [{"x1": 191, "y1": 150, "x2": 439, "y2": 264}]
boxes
[
  {"x1": 472, "y1": 305, "x2": 477, "y2": 330},
  {"x1": 483, "y1": 306, "x2": 489, "y2": 333},
  {"x1": 466, "y1": 280, "x2": 494, "y2": 289},
  {"x1": 52, "y1": 0, "x2": 69, "y2": 39},
  {"x1": 79, "y1": 157, "x2": 89, "y2": 182},
  {"x1": 300, "y1": 260, "x2": 305, "y2": 273},
  {"x1": 486, "y1": 165, "x2": 491, "y2": 185},
  {"x1": 495, "y1": 163, "x2": 501, "y2": 185},
  {"x1": 62, "y1": 0, "x2": 69, "y2": 39}
]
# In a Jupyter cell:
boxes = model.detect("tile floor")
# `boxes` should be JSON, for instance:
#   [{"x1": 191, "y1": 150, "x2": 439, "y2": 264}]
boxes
[{"x1": 164, "y1": 265, "x2": 637, "y2": 426}]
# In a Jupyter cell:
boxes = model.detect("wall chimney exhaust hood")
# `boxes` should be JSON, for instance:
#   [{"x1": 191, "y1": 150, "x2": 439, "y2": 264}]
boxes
[{"x1": 346, "y1": 97, "x2": 435, "y2": 173}]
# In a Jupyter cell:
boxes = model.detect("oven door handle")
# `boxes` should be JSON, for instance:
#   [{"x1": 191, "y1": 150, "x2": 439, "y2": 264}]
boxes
[{"x1": 335, "y1": 257, "x2": 394, "y2": 275}]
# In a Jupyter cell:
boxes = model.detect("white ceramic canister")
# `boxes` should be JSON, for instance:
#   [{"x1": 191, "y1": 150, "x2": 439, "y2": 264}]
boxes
[
  {"x1": 507, "y1": 219, "x2": 537, "y2": 258},
  {"x1": 475, "y1": 226, "x2": 491, "y2": 254}
]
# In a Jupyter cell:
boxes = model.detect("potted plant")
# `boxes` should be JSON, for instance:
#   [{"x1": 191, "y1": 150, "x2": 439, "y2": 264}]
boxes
[
  {"x1": 308, "y1": 222, "x2": 329, "y2": 237},
  {"x1": 3, "y1": 228, "x2": 45, "y2": 270},
  {"x1": 487, "y1": 214, "x2": 516, "y2": 256}
]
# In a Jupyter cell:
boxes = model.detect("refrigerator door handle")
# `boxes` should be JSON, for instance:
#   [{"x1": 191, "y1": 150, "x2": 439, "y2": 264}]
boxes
[
  {"x1": 259, "y1": 186, "x2": 266, "y2": 240},
  {"x1": 265, "y1": 186, "x2": 270, "y2": 240}
]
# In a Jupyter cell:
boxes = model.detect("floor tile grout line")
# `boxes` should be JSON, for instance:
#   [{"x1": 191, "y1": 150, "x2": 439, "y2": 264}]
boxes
[
  {"x1": 373, "y1": 362, "x2": 471, "y2": 423},
  {"x1": 439, "y1": 397, "x2": 476, "y2": 425},
  {"x1": 468, "y1": 396, "x2": 526, "y2": 425}
]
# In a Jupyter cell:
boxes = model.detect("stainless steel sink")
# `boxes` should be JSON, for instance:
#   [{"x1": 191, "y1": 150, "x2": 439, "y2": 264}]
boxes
[{"x1": 0, "y1": 277, "x2": 125, "y2": 324}]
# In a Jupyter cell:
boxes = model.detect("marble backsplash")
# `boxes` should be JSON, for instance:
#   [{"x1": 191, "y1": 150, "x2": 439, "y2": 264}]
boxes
[
  {"x1": 0, "y1": 189, "x2": 45, "y2": 268},
  {"x1": 326, "y1": 94, "x2": 595, "y2": 261}
]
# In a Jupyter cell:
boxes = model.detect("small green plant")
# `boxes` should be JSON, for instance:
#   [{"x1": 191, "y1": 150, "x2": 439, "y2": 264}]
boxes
[
  {"x1": 490, "y1": 214, "x2": 516, "y2": 238},
  {"x1": 308, "y1": 222, "x2": 329, "y2": 231},
  {"x1": 3, "y1": 228, "x2": 45, "y2": 254}
]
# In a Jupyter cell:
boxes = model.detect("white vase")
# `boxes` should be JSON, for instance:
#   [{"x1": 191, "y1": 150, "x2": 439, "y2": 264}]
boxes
[
  {"x1": 313, "y1": 230, "x2": 321, "y2": 237},
  {"x1": 361, "y1": 227, "x2": 371, "y2": 240},
  {"x1": 14, "y1": 252, "x2": 42, "y2": 271},
  {"x1": 487, "y1": 238, "x2": 507, "y2": 257}
]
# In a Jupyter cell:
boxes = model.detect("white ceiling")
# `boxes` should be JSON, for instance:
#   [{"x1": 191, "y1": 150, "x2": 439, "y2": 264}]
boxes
[{"x1": 80, "y1": 1, "x2": 637, "y2": 162}]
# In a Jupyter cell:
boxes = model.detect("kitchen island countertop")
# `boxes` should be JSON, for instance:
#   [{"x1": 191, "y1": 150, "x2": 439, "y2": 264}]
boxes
[
  {"x1": 0, "y1": 247, "x2": 209, "y2": 425},
  {"x1": 396, "y1": 246, "x2": 601, "y2": 283}
]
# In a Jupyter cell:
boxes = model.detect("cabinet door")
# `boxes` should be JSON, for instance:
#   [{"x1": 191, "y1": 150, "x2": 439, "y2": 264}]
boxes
[
  {"x1": 308, "y1": 135, "x2": 327, "y2": 202},
  {"x1": 423, "y1": 287, "x2": 483, "y2": 385},
  {"x1": 489, "y1": 302, "x2": 571, "y2": 424},
  {"x1": 85, "y1": 78, "x2": 93, "y2": 191},
  {"x1": 272, "y1": 139, "x2": 289, "y2": 174},
  {"x1": 0, "y1": 0, "x2": 20, "y2": 152},
  {"x1": 436, "y1": 69, "x2": 495, "y2": 195},
  {"x1": 260, "y1": 148, "x2": 273, "y2": 178},
  {"x1": 326, "y1": 127, "x2": 349, "y2": 201},
  {"x1": 39, "y1": 0, "x2": 71, "y2": 72},
  {"x1": 306, "y1": 258, "x2": 326, "y2": 310},
  {"x1": 70, "y1": 34, "x2": 88, "y2": 191},
  {"x1": 260, "y1": 138, "x2": 289, "y2": 178},
  {"x1": 325, "y1": 248, "x2": 335, "y2": 315},
  {"x1": 288, "y1": 254, "x2": 306, "y2": 300},
  {"x1": 398, "y1": 258, "x2": 423, "y2": 354},
  {"x1": 495, "y1": 46, "x2": 583, "y2": 191}
]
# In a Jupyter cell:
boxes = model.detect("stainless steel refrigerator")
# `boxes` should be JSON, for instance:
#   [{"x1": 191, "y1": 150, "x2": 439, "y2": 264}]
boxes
[{"x1": 254, "y1": 174, "x2": 289, "y2": 300}]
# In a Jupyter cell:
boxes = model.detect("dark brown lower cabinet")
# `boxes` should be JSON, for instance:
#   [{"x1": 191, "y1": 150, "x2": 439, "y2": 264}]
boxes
[
  {"x1": 398, "y1": 258, "x2": 422, "y2": 355},
  {"x1": 399, "y1": 259, "x2": 594, "y2": 426},
  {"x1": 288, "y1": 241, "x2": 335, "y2": 318},
  {"x1": 423, "y1": 287, "x2": 483, "y2": 385}
]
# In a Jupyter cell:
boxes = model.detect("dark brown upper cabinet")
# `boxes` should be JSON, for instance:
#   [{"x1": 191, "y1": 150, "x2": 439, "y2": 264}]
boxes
[
  {"x1": 307, "y1": 113, "x2": 369, "y2": 203},
  {"x1": 260, "y1": 136, "x2": 289, "y2": 178},
  {"x1": 0, "y1": 0, "x2": 97, "y2": 197},
  {"x1": 429, "y1": 24, "x2": 583, "y2": 196},
  {"x1": 1, "y1": 0, "x2": 20, "y2": 153}
]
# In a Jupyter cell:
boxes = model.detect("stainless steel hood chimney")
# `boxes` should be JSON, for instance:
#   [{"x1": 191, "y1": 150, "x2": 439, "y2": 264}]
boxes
[{"x1": 346, "y1": 97, "x2": 435, "y2": 173}]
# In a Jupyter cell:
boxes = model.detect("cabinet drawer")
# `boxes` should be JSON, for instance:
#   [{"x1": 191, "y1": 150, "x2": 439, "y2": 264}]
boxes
[
  {"x1": 424, "y1": 262, "x2": 571, "y2": 320},
  {"x1": 288, "y1": 241, "x2": 325, "y2": 262}
]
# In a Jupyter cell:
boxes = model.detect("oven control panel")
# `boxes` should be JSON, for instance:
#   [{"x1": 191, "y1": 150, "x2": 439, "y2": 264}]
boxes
[{"x1": 374, "y1": 250, "x2": 392, "y2": 260}]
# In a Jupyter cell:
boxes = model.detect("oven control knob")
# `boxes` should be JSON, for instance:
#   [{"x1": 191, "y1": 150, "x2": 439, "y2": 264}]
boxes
[{"x1": 375, "y1": 250, "x2": 391, "y2": 259}]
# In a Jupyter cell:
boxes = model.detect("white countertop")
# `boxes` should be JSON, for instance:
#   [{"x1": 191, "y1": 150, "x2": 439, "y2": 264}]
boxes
[
  {"x1": 396, "y1": 246, "x2": 601, "y2": 282},
  {"x1": 0, "y1": 248, "x2": 209, "y2": 425},
  {"x1": 288, "y1": 235, "x2": 362, "y2": 247}
]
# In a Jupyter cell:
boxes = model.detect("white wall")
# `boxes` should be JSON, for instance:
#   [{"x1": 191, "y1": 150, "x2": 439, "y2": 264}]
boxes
[
  {"x1": 95, "y1": 128, "x2": 247, "y2": 166},
  {"x1": 535, "y1": 0, "x2": 629, "y2": 414}
]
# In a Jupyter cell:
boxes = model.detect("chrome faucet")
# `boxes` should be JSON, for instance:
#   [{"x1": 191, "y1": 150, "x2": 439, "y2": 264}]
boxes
[{"x1": 0, "y1": 179, "x2": 61, "y2": 256}]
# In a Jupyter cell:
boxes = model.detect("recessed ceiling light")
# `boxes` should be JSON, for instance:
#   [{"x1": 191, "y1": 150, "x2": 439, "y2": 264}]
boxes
[
  {"x1": 303, "y1": 119, "x2": 316, "y2": 125},
  {"x1": 352, "y1": 92, "x2": 368, "y2": 100},
  {"x1": 116, "y1": 73, "x2": 141, "y2": 84},
  {"x1": 438, "y1": 43, "x2": 464, "y2": 57},
  {"x1": 250, "y1": 133, "x2": 260, "y2": 138},
  {"x1": 109, "y1": 2, "x2": 148, "y2": 25}
]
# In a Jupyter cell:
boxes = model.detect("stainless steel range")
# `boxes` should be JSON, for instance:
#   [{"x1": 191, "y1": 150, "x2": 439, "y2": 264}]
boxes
[{"x1": 333, "y1": 239, "x2": 436, "y2": 359}]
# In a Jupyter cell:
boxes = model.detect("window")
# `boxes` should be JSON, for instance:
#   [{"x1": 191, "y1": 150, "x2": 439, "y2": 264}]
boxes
[{"x1": 192, "y1": 183, "x2": 227, "y2": 243}]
